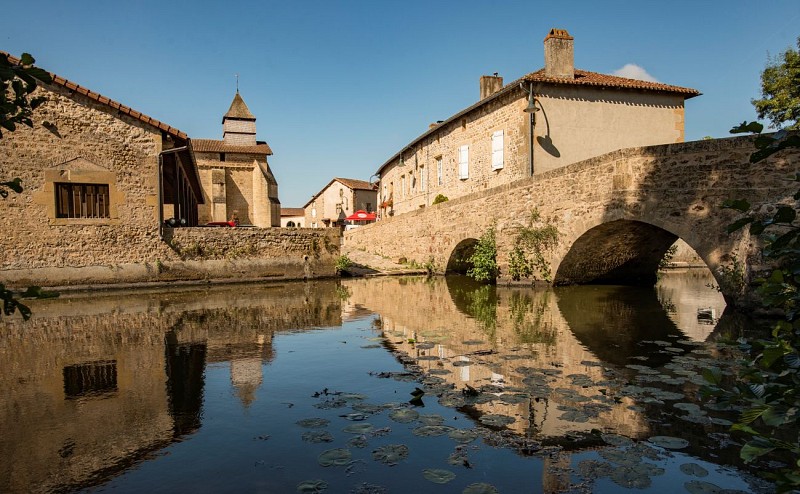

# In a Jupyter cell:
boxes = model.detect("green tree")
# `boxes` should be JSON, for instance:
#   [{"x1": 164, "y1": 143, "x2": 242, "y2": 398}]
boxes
[
  {"x1": 702, "y1": 122, "x2": 800, "y2": 492},
  {"x1": 752, "y1": 37, "x2": 800, "y2": 130},
  {"x1": 1, "y1": 52, "x2": 54, "y2": 319}
]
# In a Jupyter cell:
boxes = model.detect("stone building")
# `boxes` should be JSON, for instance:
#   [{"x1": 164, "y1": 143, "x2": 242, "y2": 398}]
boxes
[
  {"x1": 303, "y1": 178, "x2": 377, "y2": 228},
  {"x1": 280, "y1": 207, "x2": 305, "y2": 228},
  {"x1": 193, "y1": 92, "x2": 280, "y2": 227},
  {"x1": 376, "y1": 29, "x2": 700, "y2": 217},
  {"x1": 0, "y1": 52, "x2": 204, "y2": 283}
]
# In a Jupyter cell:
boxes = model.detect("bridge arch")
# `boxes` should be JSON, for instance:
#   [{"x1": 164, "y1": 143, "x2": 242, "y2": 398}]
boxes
[
  {"x1": 446, "y1": 237, "x2": 480, "y2": 274},
  {"x1": 553, "y1": 219, "x2": 680, "y2": 286}
]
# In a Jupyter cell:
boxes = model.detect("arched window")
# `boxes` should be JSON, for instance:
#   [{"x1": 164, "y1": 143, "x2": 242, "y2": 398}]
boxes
[{"x1": 287, "y1": 221, "x2": 296, "y2": 227}]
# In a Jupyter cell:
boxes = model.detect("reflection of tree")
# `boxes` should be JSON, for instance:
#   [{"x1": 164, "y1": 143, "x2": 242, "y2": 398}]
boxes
[
  {"x1": 446, "y1": 275, "x2": 498, "y2": 339},
  {"x1": 508, "y1": 291, "x2": 557, "y2": 345}
]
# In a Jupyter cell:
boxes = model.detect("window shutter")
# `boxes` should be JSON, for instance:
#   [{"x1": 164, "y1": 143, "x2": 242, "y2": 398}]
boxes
[
  {"x1": 458, "y1": 145, "x2": 469, "y2": 179},
  {"x1": 492, "y1": 130, "x2": 504, "y2": 170}
]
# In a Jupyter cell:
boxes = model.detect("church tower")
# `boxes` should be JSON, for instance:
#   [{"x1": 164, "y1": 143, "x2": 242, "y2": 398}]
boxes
[{"x1": 222, "y1": 92, "x2": 257, "y2": 146}]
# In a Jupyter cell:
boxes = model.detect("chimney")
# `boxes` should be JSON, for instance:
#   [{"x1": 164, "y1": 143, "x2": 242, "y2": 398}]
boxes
[
  {"x1": 479, "y1": 74, "x2": 503, "y2": 99},
  {"x1": 543, "y1": 28, "x2": 574, "y2": 79}
]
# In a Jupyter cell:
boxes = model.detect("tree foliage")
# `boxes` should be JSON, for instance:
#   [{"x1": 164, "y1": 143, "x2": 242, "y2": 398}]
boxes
[
  {"x1": 507, "y1": 209, "x2": 559, "y2": 282},
  {"x1": 703, "y1": 123, "x2": 800, "y2": 492},
  {"x1": 1, "y1": 52, "x2": 52, "y2": 138},
  {"x1": 752, "y1": 38, "x2": 800, "y2": 131}
]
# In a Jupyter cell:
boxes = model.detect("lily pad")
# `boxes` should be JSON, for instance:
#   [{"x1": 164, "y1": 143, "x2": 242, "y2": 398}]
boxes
[
  {"x1": 389, "y1": 408, "x2": 420, "y2": 424},
  {"x1": 297, "y1": 479, "x2": 328, "y2": 493},
  {"x1": 449, "y1": 428, "x2": 480, "y2": 444},
  {"x1": 418, "y1": 414, "x2": 445, "y2": 425},
  {"x1": 684, "y1": 480, "x2": 722, "y2": 494},
  {"x1": 412, "y1": 425, "x2": 455, "y2": 437},
  {"x1": 372, "y1": 444, "x2": 409, "y2": 466},
  {"x1": 348, "y1": 435, "x2": 369, "y2": 448},
  {"x1": 479, "y1": 414, "x2": 516, "y2": 427},
  {"x1": 343, "y1": 423, "x2": 375, "y2": 434},
  {"x1": 422, "y1": 468, "x2": 456, "y2": 484},
  {"x1": 296, "y1": 418, "x2": 330, "y2": 428},
  {"x1": 679, "y1": 463, "x2": 709, "y2": 478},
  {"x1": 648, "y1": 435, "x2": 690, "y2": 450},
  {"x1": 341, "y1": 412, "x2": 369, "y2": 421},
  {"x1": 452, "y1": 361, "x2": 471, "y2": 367},
  {"x1": 578, "y1": 460, "x2": 613, "y2": 478},
  {"x1": 558, "y1": 410, "x2": 590, "y2": 423},
  {"x1": 611, "y1": 466, "x2": 652, "y2": 489},
  {"x1": 302, "y1": 431, "x2": 334, "y2": 443},
  {"x1": 462, "y1": 483, "x2": 499, "y2": 494},
  {"x1": 318, "y1": 448, "x2": 352, "y2": 467},
  {"x1": 601, "y1": 433, "x2": 634, "y2": 447}
]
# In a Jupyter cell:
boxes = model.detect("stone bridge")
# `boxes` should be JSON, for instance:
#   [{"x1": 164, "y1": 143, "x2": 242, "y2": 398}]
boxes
[{"x1": 344, "y1": 135, "x2": 800, "y2": 305}]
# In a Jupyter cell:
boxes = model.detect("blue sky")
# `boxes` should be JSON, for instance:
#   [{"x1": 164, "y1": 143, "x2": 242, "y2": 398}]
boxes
[{"x1": 4, "y1": 1, "x2": 799, "y2": 207}]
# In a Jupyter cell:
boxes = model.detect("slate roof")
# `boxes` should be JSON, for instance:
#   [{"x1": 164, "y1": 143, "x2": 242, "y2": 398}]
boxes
[
  {"x1": 2, "y1": 52, "x2": 188, "y2": 140},
  {"x1": 223, "y1": 92, "x2": 256, "y2": 121},
  {"x1": 192, "y1": 139, "x2": 273, "y2": 155}
]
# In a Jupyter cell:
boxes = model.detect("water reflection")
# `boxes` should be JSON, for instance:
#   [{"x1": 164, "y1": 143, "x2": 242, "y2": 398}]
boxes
[
  {"x1": 0, "y1": 282, "x2": 340, "y2": 493},
  {"x1": 0, "y1": 272, "x2": 762, "y2": 493},
  {"x1": 343, "y1": 270, "x2": 743, "y2": 453}
]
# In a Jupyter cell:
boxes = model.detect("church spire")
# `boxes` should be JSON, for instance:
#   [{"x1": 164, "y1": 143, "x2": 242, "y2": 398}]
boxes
[{"x1": 222, "y1": 91, "x2": 256, "y2": 145}]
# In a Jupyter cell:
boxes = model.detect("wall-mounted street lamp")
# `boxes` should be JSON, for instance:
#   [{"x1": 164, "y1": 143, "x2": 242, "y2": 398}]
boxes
[{"x1": 520, "y1": 83, "x2": 538, "y2": 176}]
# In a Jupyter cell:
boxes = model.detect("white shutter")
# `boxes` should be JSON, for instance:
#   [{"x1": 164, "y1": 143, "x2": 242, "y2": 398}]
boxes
[
  {"x1": 491, "y1": 130, "x2": 504, "y2": 170},
  {"x1": 458, "y1": 145, "x2": 469, "y2": 179}
]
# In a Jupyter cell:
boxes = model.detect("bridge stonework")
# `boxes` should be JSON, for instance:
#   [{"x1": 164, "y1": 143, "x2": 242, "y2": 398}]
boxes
[{"x1": 344, "y1": 135, "x2": 799, "y2": 305}]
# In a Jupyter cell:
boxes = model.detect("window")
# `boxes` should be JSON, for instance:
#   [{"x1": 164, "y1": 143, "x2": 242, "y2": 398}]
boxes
[
  {"x1": 458, "y1": 145, "x2": 469, "y2": 180},
  {"x1": 287, "y1": 221, "x2": 296, "y2": 227},
  {"x1": 436, "y1": 157, "x2": 443, "y2": 186},
  {"x1": 63, "y1": 360, "x2": 118, "y2": 399},
  {"x1": 420, "y1": 165, "x2": 426, "y2": 192},
  {"x1": 365, "y1": 202, "x2": 372, "y2": 212},
  {"x1": 219, "y1": 153, "x2": 226, "y2": 162},
  {"x1": 401, "y1": 175, "x2": 406, "y2": 197},
  {"x1": 492, "y1": 130, "x2": 504, "y2": 170},
  {"x1": 55, "y1": 183, "x2": 110, "y2": 219}
]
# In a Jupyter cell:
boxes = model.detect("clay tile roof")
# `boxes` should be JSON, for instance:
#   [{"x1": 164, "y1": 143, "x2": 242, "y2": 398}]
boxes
[
  {"x1": 520, "y1": 68, "x2": 701, "y2": 96},
  {"x1": 1, "y1": 51, "x2": 188, "y2": 140},
  {"x1": 281, "y1": 208, "x2": 305, "y2": 217},
  {"x1": 335, "y1": 178, "x2": 375, "y2": 190},
  {"x1": 224, "y1": 92, "x2": 255, "y2": 120},
  {"x1": 192, "y1": 138, "x2": 273, "y2": 155}
]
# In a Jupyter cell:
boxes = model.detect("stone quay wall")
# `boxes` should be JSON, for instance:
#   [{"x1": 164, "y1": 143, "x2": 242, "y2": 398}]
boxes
[{"x1": 2, "y1": 226, "x2": 340, "y2": 288}]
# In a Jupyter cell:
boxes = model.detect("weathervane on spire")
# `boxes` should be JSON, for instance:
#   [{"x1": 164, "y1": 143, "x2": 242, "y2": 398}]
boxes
[{"x1": 235, "y1": 73, "x2": 239, "y2": 94}]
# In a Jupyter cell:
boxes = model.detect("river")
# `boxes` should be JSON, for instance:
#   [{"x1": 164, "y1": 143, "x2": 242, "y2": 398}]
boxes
[{"x1": 0, "y1": 270, "x2": 772, "y2": 493}]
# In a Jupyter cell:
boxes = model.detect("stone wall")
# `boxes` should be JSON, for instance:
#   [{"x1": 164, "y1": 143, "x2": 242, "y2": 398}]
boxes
[{"x1": 345, "y1": 135, "x2": 800, "y2": 303}]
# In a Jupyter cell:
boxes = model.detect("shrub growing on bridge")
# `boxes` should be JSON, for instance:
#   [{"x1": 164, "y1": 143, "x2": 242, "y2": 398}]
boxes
[{"x1": 467, "y1": 228, "x2": 498, "y2": 283}]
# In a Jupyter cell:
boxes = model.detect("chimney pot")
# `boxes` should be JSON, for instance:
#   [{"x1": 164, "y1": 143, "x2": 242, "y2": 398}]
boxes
[
  {"x1": 479, "y1": 74, "x2": 504, "y2": 100},
  {"x1": 543, "y1": 28, "x2": 574, "y2": 79}
]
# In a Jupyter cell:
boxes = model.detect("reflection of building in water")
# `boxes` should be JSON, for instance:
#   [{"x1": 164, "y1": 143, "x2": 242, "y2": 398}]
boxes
[
  {"x1": 655, "y1": 269, "x2": 727, "y2": 341},
  {"x1": 345, "y1": 276, "x2": 729, "y2": 492},
  {"x1": 0, "y1": 281, "x2": 341, "y2": 493},
  {"x1": 346, "y1": 277, "x2": 651, "y2": 438}
]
